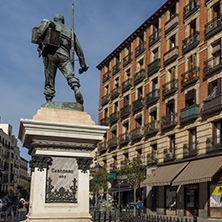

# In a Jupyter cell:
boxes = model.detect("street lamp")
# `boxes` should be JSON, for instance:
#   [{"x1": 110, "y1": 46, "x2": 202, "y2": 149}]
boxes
[{"x1": 116, "y1": 174, "x2": 127, "y2": 213}]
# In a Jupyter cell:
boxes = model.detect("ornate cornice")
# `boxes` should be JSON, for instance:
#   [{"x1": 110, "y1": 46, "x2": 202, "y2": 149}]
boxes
[
  {"x1": 76, "y1": 157, "x2": 93, "y2": 173},
  {"x1": 29, "y1": 155, "x2": 53, "y2": 172}
]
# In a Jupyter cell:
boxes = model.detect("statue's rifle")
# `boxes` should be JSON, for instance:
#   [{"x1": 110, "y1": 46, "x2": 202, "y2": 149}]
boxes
[{"x1": 71, "y1": 3, "x2": 75, "y2": 70}]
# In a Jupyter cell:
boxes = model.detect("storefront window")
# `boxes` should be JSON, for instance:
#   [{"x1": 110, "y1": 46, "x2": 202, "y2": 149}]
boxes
[
  {"x1": 165, "y1": 186, "x2": 177, "y2": 215},
  {"x1": 210, "y1": 184, "x2": 222, "y2": 217}
]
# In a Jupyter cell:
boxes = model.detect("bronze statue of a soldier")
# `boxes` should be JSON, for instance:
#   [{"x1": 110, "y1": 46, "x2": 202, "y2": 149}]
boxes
[{"x1": 32, "y1": 13, "x2": 88, "y2": 104}]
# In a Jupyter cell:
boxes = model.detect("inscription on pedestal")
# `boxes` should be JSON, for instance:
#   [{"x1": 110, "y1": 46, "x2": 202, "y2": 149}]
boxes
[{"x1": 46, "y1": 157, "x2": 78, "y2": 203}]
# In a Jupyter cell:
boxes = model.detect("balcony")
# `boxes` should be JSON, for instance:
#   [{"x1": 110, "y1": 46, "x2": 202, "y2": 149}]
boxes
[
  {"x1": 205, "y1": 14, "x2": 222, "y2": 40},
  {"x1": 132, "y1": 98, "x2": 144, "y2": 113},
  {"x1": 112, "y1": 62, "x2": 120, "y2": 76},
  {"x1": 147, "y1": 153, "x2": 157, "y2": 165},
  {"x1": 206, "y1": 136, "x2": 222, "y2": 153},
  {"x1": 180, "y1": 104, "x2": 199, "y2": 123},
  {"x1": 202, "y1": 94, "x2": 222, "y2": 116},
  {"x1": 103, "y1": 71, "x2": 110, "y2": 83},
  {"x1": 99, "y1": 141, "x2": 107, "y2": 153},
  {"x1": 183, "y1": 0, "x2": 199, "y2": 21},
  {"x1": 120, "y1": 105, "x2": 131, "y2": 119},
  {"x1": 165, "y1": 14, "x2": 179, "y2": 35},
  {"x1": 148, "y1": 59, "x2": 161, "y2": 76},
  {"x1": 162, "y1": 79, "x2": 178, "y2": 98},
  {"x1": 144, "y1": 121, "x2": 159, "y2": 136},
  {"x1": 161, "y1": 113, "x2": 177, "y2": 130},
  {"x1": 122, "y1": 78, "x2": 132, "y2": 94},
  {"x1": 118, "y1": 132, "x2": 130, "y2": 145},
  {"x1": 108, "y1": 137, "x2": 118, "y2": 150},
  {"x1": 149, "y1": 29, "x2": 161, "y2": 47},
  {"x1": 111, "y1": 88, "x2": 120, "y2": 100},
  {"x1": 164, "y1": 46, "x2": 179, "y2": 66},
  {"x1": 134, "y1": 69, "x2": 145, "y2": 85},
  {"x1": 109, "y1": 112, "x2": 119, "y2": 124},
  {"x1": 123, "y1": 52, "x2": 132, "y2": 67},
  {"x1": 146, "y1": 89, "x2": 160, "y2": 105},
  {"x1": 182, "y1": 32, "x2": 199, "y2": 54},
  {"x1": 101, "y1": 94, "x2": 109, "y2": 106},
  {"x1": 163, "y1": 149, "x2": 175, "y2": 162},
  {"x1": 131, "y1": 127, "x2": 143, "y2": 141},
  {"x1": 203, "y1": 56, "x2": 222, "y2": 79},
  {"x1": 181, "y1": 67, "x2": 199, "y2": 88},
  {"x1": 183, "y1": 142, "x2": 198, "y2": 158},
  {"x1": 135, "y1": 42, "x2": 145, "y2": 58},
  {"x1": 98, "y1": 120, "x2": 107, "y2": 131}
]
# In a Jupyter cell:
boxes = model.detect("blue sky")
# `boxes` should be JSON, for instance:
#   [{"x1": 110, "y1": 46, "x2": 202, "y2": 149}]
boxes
[{"x1": 0, "y1": 0, "x2": 166, "y2": 162}]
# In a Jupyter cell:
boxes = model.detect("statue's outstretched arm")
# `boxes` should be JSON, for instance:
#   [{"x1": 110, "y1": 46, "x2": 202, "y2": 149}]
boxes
[{"x1": 74, "y1": 33, "x2": 86, "y2": 69}]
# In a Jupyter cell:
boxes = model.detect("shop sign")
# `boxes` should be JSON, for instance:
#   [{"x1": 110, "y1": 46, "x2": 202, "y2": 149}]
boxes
[{"x1": 210, "y1": 184, "x2": 222, "y2": 208}]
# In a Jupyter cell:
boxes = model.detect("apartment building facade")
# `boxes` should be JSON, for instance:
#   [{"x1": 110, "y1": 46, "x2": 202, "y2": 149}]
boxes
[
  {"x1": 0, "y1": 124, "x2": 28, "y2": 196},
  {"x1": 97, "y1": 0, "x2": 222, "y2": 219}
]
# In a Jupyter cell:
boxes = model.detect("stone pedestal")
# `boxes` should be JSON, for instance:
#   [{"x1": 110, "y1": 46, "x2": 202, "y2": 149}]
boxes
[{"x1": 18, "y1": 107, "x2": 108, "y2": 222}]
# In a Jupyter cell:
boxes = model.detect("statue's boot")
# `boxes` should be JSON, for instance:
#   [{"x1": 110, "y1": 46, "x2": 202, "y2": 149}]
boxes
[{"x1": 74, "y1": 87, "x2": 84, "y2": 105}]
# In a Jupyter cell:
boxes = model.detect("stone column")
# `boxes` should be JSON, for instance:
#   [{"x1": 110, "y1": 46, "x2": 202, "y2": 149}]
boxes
[
  {"x1": 199, "y1": 182, "x2": 208, "y2": 219},
  {"x1": 18, "y1": 107, "x2": 108, "y2": 222}
]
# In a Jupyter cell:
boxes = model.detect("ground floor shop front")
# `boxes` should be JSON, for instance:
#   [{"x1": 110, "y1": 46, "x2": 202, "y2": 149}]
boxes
[{"x1": 142, "y1": 155, "x2": 222, "y2": 220}]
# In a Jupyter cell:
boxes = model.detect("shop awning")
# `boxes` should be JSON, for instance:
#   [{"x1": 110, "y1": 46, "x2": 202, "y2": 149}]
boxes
[
  {"x1": 108, "y1": 173, "x2": 116, "y2": 179},
  {"x1": 141, "y1": 162, "x2": 189, "y2": 187},
  {"x1": 172, "y1": 156, "x2": 222, "y2": 186}
]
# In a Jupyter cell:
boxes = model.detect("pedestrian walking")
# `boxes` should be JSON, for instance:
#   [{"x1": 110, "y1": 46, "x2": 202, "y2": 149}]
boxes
[{"x1": 136, "y1": 199, "x2": 143, "y2": 217}]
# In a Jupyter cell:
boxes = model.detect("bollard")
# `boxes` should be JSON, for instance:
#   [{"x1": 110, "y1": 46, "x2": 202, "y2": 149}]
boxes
[{"x1": 193, "y1": 209, "x2": 197, "y2": 222}]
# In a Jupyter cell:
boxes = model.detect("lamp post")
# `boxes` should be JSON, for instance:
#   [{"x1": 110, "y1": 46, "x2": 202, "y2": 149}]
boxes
[{"x1": 116, "y1": 174, "x2": 127, "y2": 214}]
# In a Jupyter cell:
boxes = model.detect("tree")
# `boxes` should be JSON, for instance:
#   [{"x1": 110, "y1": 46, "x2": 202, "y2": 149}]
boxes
[
  {"x1": 119, "y1": 157, "x2": 146, "y2": 216},
  {"x1": 90, "y1": 167, "x2": 108, "y2": 208}
]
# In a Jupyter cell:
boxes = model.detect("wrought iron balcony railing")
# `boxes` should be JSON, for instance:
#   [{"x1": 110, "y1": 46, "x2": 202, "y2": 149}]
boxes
[
  {"x1": 108, "y1": 137, "x2": 118, "y2": 149},
  {"x1": 206, "y1": 136, "x2": 222, "y2": 153},
  {"x1": 122, "y1": 78, "x2": 132, "y2": 94},
  {"x1": 163, "y1": 148, "x2": 175, "y2": 162},
  {"x1": 165, "y1": 14, "x2": 179, "y2": 35},
  {"x1": 162, "y1": 79, "x2": 178, "y2": 97},
  {"x1": 182, "y1": 32, "x2": 199, "y2": 54},
  {"x1": 103, "y1": 71, "x2": 110, "y2": 83},
  {"x1": 183, "y1": 142, "x2": 198, "y2": 158},
  {"x1": 120, "y1": 105, "x2": 131, "y2": 119},
  {"x1": 205, "y1": 14, "x2": 222, "y2": 40},
  {"x1": 148, "y1": 59, "x2": 160, "y2": 76},
  {"x1": 99, "y1": 141, "x2": 107, "y2": 153},
  {"x1": 144, "y1": 121, "x2": 159, "y2": 136},
  {"x1": 112, "y1": 62, "x2": 120, "y2": 76},
  {"x1": 109, "y1": 112, "x2": 119, "y2": 124},
  {"x1": 181, "y1": 67, "x2": 199, "y2": 87},
  {"x1": 101, "y1": 94, "x2": 109, "y2": 106},
  {"x1": 132, "y1": 98, "x2": 144, "y2": 113},
  {"x1": 149, "y1": 29, "x2": 161, "y2": 47},
  {"x1": 118, "y1": 132, "x2": 130, "y2": 145},
  {"x1": 111, "y1": 87, "x2": 120, "y2": 100},
  {"x1": 131, "y1": 127, "x2": 143, "y2": 140},
  {"x1": 183, "y1": 0, "x2": 199, "y2": 20},
  {"x1": 164, "y1": 46, "x2": 179, "y2": 66},
  {"x1": 146, "y1": 89, "x2": 160, "y2": 105},
  {"x1": 161, "y1": 113, "x2": 177, "y2": 129},
  {"x1": 180, "y1": 104, "x2": 199, "y2": 123},
  {"x1": 147, "y1": 153, "x2": 157, "y2": 165},
  {"x1": 202, "y1": 94, "x2": 222, "y2": 115},
  {"x1": 123, "y1": 52, "x2": 132, "y2": 67},
  {"x1": 134, "y1": 69, "x2": 145, "y2": 85},
  {"x1": 135, "y1": 42, "x2": 145, "y2": 58},
  {"x1": 203, "y1": 56, "x2": 222, "y2": 78}
]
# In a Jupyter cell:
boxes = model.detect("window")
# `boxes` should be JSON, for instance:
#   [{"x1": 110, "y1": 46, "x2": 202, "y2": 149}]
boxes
[
  {"x1": 139, "y1": 33, "x2": 144, "y2": 43},
  {"x1": 169, "y1": 4, "x2": 176, "y2": 18},
  {"x1": 153, "y1": 48, "x2": 159, "y2": 61},
  {"x1": 104, "y1": 84, "x2": 109, "y2": 95},
  {"x1": 213, "y1": 121, "x2": 222, "y2": 144},
  {"x1": 138, "y1": 87, "x2": 143, "y2": 99},
  {"x1": 150, "y1": 109, "x2": 157, "y2": 123},
  {"x1": 114, "y1": 102, "x2": 118, "y2": 112},
  {"x1": 189, "y1": 128, "x2": 197, "y2": 149},
  {"x1": 152, "y1": 78, "x2": 158, "y2": 90},
  {"x1": 126, "y1": 69, "x2": 131, "y2": 78},
  {"x1": 208, "y1": 79, "x2": 221, "y2": 96},
  {"x1": 169, "y1": 67, "x2": 176, "y2": 80},
  {"x1": 151, "y1": 144, "x2": 158, "y2": 161},
  {"x1": 123, "y1": 95, "x2": 129, "y2": 107},
  {"x1": 169, "y1": 135, "x2": 175, "y2": 154},
  {"x1": 114, "y1": 77, "x2": 119, "y2": 88},
  {"x1": 189, "y1": 20, "x2": 196, "y2": 35},
  {"x1": 212, "y1": 42, "x2": 221, "y2": 66},
  {"x1": 153, "y1": 20, "x2": 159, "y2": 33},
  {"x1": 188, "y1": 54, "x2": 196, "y2": 70},
  {"x1": 212, "y1": 2, "x2": 220, "y2": 19},
  {"x1": 135, "y1": 116, "x2": 142, "y2": 128},
  {"x1": 104, "y1": 108, "x2": 108, "y2": 118},
  {"x1": 137, "y1": 59, "x2": 144, "y2": 71},
  {"x1": 185, "y1": 89, "x2": 196, "y2": 107},
  {"x1": 169, "y1": 35, "x2": 176, "y2": 49}
]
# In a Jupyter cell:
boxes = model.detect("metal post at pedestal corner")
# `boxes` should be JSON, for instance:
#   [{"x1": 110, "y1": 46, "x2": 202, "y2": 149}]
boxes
[{"x1": 118, "y1": 182, "x2": 120, "y2": 214}]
